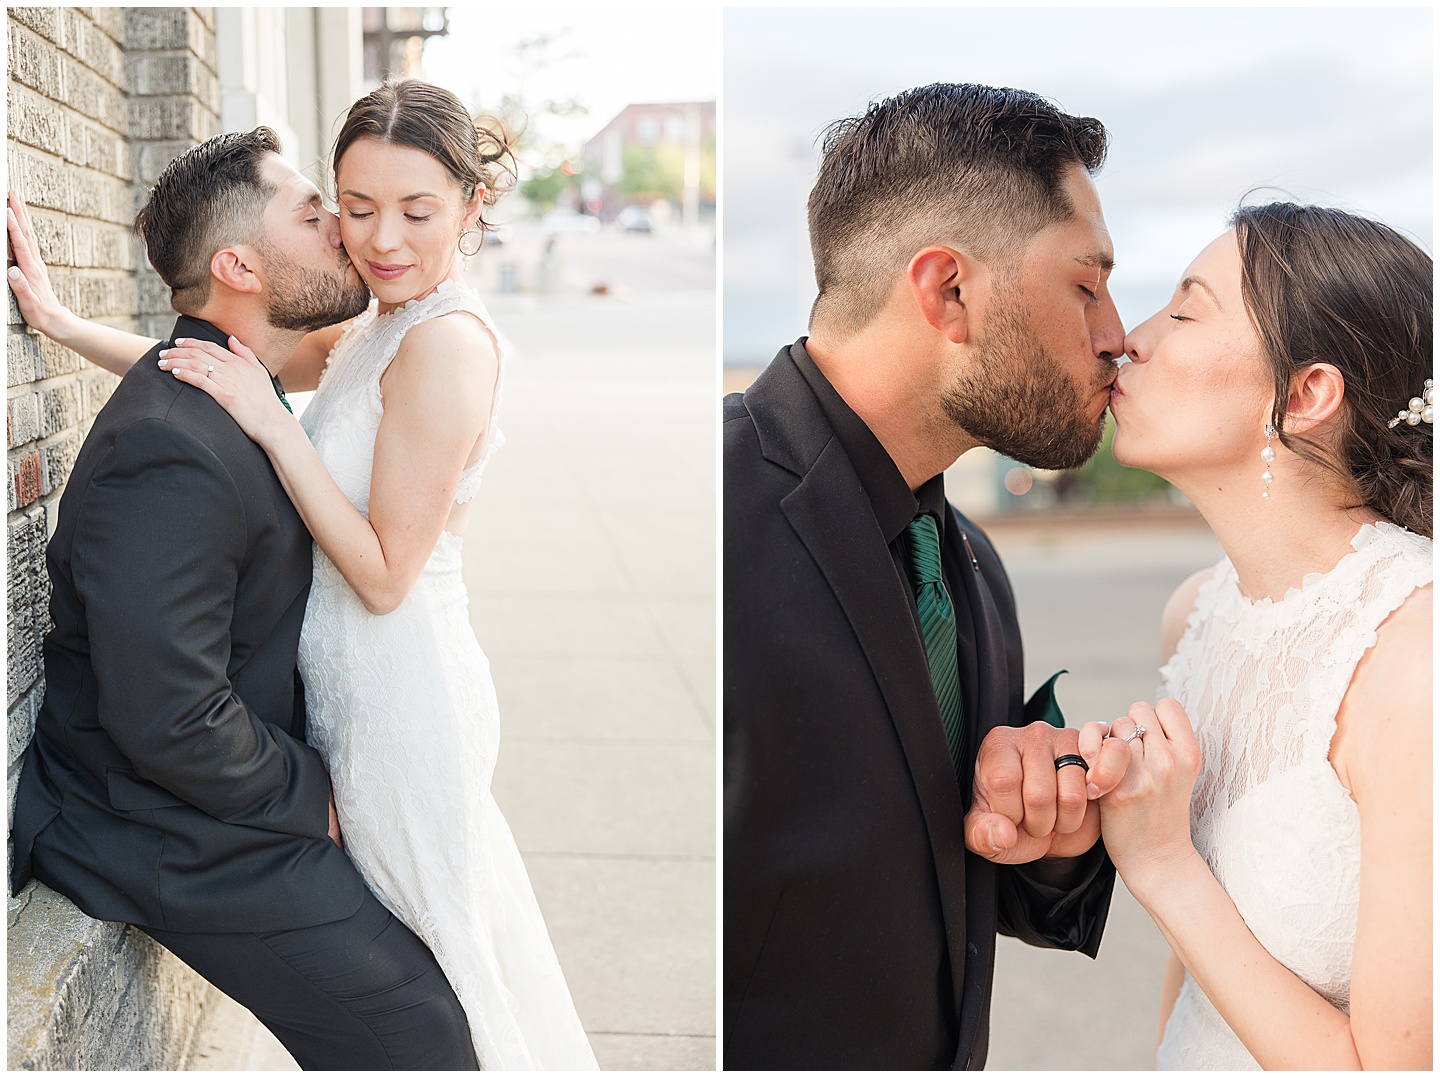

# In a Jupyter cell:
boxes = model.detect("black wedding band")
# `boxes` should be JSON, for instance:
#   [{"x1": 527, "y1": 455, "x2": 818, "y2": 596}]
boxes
[{"x1": 1054, "y1": 754, "x2": 1087, "y2": 771}]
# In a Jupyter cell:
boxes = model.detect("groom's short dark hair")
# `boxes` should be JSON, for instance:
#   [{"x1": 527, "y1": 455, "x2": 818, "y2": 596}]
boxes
[
  {"x1": 807, "y1": 83, "x2": 1108, "y2": 334},
  {"x1": 134, "y1": 127, "x2": 283, "y2": 315}
]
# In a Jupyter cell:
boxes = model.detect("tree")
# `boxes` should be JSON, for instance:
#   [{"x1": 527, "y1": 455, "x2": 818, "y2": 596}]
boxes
[
  {"x1": 616, "y1": 143, "x2": 686, "y2": 202},
  {"x1": 518, "y1": 165, "x2": 580, "y2": 213}
]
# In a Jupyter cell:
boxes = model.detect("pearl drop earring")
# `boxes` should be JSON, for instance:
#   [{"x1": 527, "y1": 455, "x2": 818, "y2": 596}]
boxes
[{"x1": 1260, "y1": 423, "x2": 1277, "y2": 500}]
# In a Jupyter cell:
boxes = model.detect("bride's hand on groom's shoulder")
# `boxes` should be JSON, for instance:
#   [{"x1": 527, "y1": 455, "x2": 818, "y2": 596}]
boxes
[
  {"x1": 1094, "y1": 699, "x2": 1203, "y2": 897},
  {"x1": 963, "y1": 720, "x2": 1131, "y2": 865},
  {"x1": 160, "y1": 335, "x2": 293, "y2": 446}
]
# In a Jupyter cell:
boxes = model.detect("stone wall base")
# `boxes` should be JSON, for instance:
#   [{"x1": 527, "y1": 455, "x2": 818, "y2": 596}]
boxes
[{"x1": 7, "y1": 881, "x2": 216, "y2": 1069}]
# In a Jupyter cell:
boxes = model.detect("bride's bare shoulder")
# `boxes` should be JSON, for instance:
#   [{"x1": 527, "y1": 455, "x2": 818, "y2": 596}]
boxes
[
  {"x1": 1160, "y1": 566, "x2": 1216, "y2": 665},
  {"x1": 396, "y1": 308, "x2": 498, "y2": 369},
  {"x1": 1333, "y1": 581, "x2": 1432, "y2": 795},
  {"x1": 1351, "y1": 581, "x2": 1432, "y2": 709}
]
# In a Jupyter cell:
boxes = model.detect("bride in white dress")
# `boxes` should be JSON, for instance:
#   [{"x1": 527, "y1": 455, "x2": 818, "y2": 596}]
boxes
[
  {"x1": 1092, "y1": 203, "x2": 1431, "y2": 1069},
  {"x1": 7, "y1": 78, "x2": 597, "y2": 1070}
]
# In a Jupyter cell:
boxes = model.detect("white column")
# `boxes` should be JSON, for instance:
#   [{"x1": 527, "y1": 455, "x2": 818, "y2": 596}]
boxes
[{"x1": 216, "y1": 8, "x2": 300, "y2": 161}]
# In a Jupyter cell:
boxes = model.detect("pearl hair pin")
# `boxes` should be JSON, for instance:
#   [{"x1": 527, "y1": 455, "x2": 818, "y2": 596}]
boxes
[
  {"x1": 1387, "y1": 379, "x2": 1434, "y2": 429},
  {"x1": 1260, "y1": 423, "x2": 1277, "y2": 500}
]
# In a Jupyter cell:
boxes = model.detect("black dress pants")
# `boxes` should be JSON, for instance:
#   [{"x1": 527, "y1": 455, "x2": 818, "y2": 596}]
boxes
[{"x1": 142, "y1": 888, "x2": 478, "y2": 1070}]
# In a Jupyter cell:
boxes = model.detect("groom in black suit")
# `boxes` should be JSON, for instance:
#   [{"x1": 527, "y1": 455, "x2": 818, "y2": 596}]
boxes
[
  {"x1": 9, "y1": 128, "x2": 478, "y2": 1069},
  {"x1": 725, "y1": 84, "x2": 1135, "y2": 1069}
]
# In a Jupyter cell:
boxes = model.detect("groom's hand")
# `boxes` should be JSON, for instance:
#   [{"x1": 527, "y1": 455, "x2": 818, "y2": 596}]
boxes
[{"x1": 964, "y1": 721, "x2": 1130, "y2": 864}]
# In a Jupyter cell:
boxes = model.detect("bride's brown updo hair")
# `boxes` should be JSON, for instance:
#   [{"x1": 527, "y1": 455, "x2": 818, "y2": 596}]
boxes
[
  {"x1": 331, "y1": 77, "x2": 516, "y2": 234},
  {"x1": 1232, "y1": 202, "x2": 1433, "y2": 538}
]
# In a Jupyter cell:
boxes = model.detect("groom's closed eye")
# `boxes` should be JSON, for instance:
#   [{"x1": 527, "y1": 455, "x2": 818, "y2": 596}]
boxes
[{"x1": 294, "y1": 191, "x2": 326, "y2": 225}]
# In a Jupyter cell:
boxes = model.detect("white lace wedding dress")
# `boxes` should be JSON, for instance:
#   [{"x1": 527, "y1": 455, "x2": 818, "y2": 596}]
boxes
[
  {"x1": 295, "y1": 279, "x2": 598, "y2": 1070},
  {"x1": 1154, "y1": 521, "x2": 1432, "y2": 1069}
]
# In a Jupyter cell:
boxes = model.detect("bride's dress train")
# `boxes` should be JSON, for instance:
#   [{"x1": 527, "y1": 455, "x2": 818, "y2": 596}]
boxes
[
  {"x1": 1155, "y1": 521, "x2": 1431, "y2": 1069},
  {"x1": 296, "y1": 280, "x2": 598, "y2": 1069}
]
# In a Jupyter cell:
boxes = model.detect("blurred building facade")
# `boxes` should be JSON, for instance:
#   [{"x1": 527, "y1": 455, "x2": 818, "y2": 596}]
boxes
[
  {"x1": 581, "y1": 101, "x2": 716, "y2": 225},
  {"x1": 6, "y1": 7, "x2": 361, "y2": 1067},
  {"x1": 362, "y1": 6, "x2": 449, "y2": 87}
]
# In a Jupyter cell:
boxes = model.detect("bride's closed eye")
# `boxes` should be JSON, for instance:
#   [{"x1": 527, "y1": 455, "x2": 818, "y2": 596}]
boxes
[
  {"x1": 346, "y1": 211, "x2": 433, "y2": 223},
  {"x1": 1169, "y1": 313, "x2": 1192, "y2": 323}
]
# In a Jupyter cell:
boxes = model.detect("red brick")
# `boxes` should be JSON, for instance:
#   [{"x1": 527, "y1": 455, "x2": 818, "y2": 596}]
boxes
[{"x1": 13, "y1": 450, "x2": 42, "y2": 506}]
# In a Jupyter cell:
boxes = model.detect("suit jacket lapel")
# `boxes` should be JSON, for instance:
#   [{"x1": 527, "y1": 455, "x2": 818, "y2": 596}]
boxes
[{"x1": 749, "y1": 350, "x2": 972, "y2": 1018}]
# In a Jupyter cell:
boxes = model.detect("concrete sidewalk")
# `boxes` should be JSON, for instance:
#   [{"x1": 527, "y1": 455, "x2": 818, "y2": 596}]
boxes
[{"x1": 467, "y1": 286, "x2": 716, "y2": 1069}]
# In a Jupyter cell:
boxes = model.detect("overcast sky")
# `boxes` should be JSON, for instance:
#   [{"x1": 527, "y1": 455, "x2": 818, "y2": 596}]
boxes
[
  {"x1": 723, "y1": 6, "x2": 1432, "y2": 365},
  {"x1": 423, "y1": 4, "x2": 719, "y2": 156}
]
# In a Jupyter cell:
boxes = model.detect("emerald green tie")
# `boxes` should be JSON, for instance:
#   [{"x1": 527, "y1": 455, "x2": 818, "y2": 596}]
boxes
[
  {"x1": 902, "y1": 513, "x2": 965, "y2": 779},
  {"x1": 272, "y1": 377, "x2": 294, "y2": 414}
]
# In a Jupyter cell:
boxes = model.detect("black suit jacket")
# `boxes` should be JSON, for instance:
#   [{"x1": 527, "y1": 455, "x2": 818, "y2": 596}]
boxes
[
  {"x1": 723, "y1": 344, "x2": 1114, "y2": 1069},
  {"x1": 9, "y1": 315, "x2": 366, "y2": 933}
]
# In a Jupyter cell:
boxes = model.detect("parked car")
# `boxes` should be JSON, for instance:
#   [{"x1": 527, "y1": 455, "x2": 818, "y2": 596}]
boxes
[
  {"x1": 540, "y1": 210, "x2": 600, "y2": 234},
  {"x1": 616, "y1": 205, "x2": 653, "y2": 233}
]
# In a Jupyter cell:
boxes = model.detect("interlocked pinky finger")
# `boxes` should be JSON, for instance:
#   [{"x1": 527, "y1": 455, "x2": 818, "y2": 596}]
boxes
[{"x1": 1077, "y1": 720, "x2": 1109, "y2": 767}]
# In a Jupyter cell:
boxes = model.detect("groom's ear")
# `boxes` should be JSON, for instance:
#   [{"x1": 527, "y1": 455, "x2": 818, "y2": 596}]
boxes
[
  {"x1": 208, "y1": 245, "x2": 264, "y2": 296},
  {"x1": 907, "y1": 245, "x2": 981, "y2": 344},
  {"x1": 1283, "y1": 362, "x2": 1346, "y2": 434}
]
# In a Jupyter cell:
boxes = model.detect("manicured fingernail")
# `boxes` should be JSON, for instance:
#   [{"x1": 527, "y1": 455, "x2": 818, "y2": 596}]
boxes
[
  {"x1": 174, "y1": 337, "x2": 185, "y2": 344},
  {"x1": 157, "y1": 360, "x2": 167, "y2": 368},
  {"x1": 158, "y1": 349, "x2": 168, "y2": 357},
  {"x1": 7, "y1": 266, "x2": 19, "y2": 280},
  {"x1": 1087, "y1": 783, "x2": 1101, "y2": 800}
]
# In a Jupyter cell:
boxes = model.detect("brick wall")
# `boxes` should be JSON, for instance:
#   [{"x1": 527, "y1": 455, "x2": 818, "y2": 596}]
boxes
[
  {"x1": 6, "y1": 7, "x2": 219, "y2": 825},
  {"x1": 6, "y1": 9, "x2": 224, "y2": 1068}
]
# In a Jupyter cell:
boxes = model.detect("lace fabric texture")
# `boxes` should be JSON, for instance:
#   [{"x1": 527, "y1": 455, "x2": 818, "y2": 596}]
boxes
[
  {"x1": 1155, "y1": 522, "x2": 1432, "y2": 1070},
  {"x1": 297, "y1": 281, "x2": 597, "y2": 1069}
]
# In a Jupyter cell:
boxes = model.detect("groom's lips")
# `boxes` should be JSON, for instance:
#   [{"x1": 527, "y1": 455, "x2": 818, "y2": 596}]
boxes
[{"x1": 368, "y1": 262, "x2": 410, "y2": 281}]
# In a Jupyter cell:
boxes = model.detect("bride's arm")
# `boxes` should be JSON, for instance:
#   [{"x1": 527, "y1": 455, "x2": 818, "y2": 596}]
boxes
[
  {"x1": 1111, "y1": 587, "x2": 1432, "y2": 1070},
  {"x1": 10, "y1": 190, "x2": 347, "y2": 387},
  {"x1": 9, "y1": 191, "x2": 156, "y2": 375},
  {"x1": 1159, "y1": 568, "x2": 1211, "y2": 665},
  {"x1": 276, "y1": 320, "x2": 351, "y2": 393},
  {"x1": 1340, "y1": 585, "x2": 1432, "y2": 1068},
  {"x1": 162, "y1": 311, "x2": 497, "y2": 615},
  {"x1": 1148, "y1": 572, "x2": 1206, "y2": 1065}
]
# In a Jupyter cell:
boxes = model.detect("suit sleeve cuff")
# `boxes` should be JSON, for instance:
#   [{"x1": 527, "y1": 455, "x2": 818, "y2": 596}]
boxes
[
  {"x1": 1016, "y1": 841, "x2": 1108, "y2": 893},
  {"x1": 996, "y1": 839, "x2": 1116, "y2": 957}
]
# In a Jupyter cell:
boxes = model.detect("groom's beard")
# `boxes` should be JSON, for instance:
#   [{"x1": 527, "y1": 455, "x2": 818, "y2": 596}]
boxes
[
  {"x1": 941, "y1": 289, "x2": 1115, "y2": 471},
  {"x1": 260, "y1": 242, "x2": 371, "y2": 332}
]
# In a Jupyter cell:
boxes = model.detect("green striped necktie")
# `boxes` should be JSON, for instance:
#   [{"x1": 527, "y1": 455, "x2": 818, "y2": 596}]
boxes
[
  {"x1": 902, "y1": 512, "x2": 965, "y2": 779},
  {"x1": 271, "y1": 375, "x2": 294, "y2": 414}
]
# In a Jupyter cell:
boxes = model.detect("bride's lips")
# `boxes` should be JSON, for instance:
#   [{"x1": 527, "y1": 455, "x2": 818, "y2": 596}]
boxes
[{"x1": 368, "y1": 262, "x2": 410, "y2": 281}]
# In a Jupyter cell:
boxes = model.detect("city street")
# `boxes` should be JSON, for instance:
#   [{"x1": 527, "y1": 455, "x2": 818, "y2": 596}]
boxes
[
  {"x1": 978, "y1": 515, "x2": 1225, "y2": 1070},
  {"x1": 476, "y1": 218, "x2": 717, "y2": 298}
]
